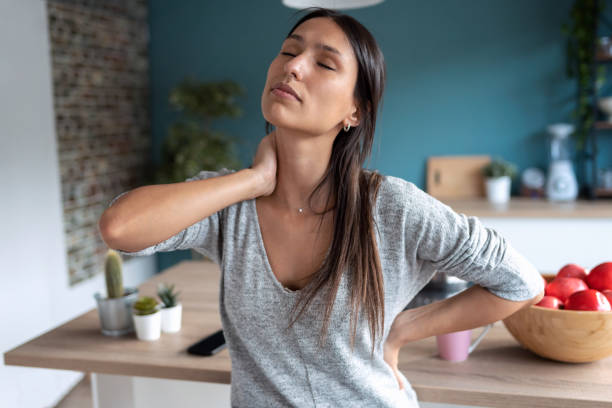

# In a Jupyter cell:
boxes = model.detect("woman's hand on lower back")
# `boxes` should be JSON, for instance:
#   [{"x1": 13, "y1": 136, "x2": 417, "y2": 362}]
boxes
[
  {"x1": 383, "y1": 325, "x2": 404, "y2": 390},
  {"x1": 383, "y1": 337, "x2": 404, "y2": 390},
  {"x1": 250, "y1": 131, "x2": 278, "y2": 197}
]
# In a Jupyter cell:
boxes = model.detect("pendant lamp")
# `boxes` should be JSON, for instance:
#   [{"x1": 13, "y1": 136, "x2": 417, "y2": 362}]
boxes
[{"x1": 282, "y1": 0, "x2": 384, "y2": 10}]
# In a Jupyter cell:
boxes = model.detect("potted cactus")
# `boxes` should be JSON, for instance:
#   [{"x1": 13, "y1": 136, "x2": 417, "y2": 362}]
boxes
[
  {"x1": 132, "y1": 296, "x2": 162, "y2": 341},
  {"x1": 94, "y1": 249, "x2": 139, "y2": 336},
  {"x1": 482, "y1": 158, "x2": 517, "y2": 204},
  {"x1": 157, "y1": 283, "x2": 182, "y2": 333}
]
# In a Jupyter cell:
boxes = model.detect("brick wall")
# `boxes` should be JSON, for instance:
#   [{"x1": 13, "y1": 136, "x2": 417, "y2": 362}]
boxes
[{"x1": 47, "y1": 0, "x2": 151, "y2": 285}]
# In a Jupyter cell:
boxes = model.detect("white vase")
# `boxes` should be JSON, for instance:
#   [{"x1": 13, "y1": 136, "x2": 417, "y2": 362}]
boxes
[
  {"x1": 485, "y1": 176, "x2": 511, "y2": 204},
  {"x1": 132, "y1": 310, "x2": 162, "y2": 341},
  {"x1": 161, "y1": 303, "x2": 182, "y2": 333}
]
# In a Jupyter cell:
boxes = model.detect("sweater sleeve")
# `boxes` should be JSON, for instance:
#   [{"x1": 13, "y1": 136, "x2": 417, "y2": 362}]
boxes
[
  {"x1": 105, "y1": 167, "x2": 235, "y2": 264},
  {"x1": 401, "y1": 179, "x2": 544, "y2": 302}
]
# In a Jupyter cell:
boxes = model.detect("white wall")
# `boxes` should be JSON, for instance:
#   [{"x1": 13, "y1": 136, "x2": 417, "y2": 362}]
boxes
[
  {"x1": 0, "y1": 1, "x2": 155, "y2": 407},
  {"x1": 481, "y1": 218, "x2": 612, "y2": 273}
]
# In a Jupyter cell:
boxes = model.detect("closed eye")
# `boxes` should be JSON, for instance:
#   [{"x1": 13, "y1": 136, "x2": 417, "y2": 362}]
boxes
[
  {"x1": 318, "y1": 62, "x2": 335, "y2": 71},
  {"x1": 280, "y1": 52, "x2": 335, "y2": 71}
]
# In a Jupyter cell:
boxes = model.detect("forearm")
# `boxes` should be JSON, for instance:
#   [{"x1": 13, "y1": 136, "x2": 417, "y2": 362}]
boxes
[
  {"x1": 389, "y1": 284, "x2": 544, "y2": 348},
  {"x1": 99, "y1": 168, "x2": 262, "y2": 252}
]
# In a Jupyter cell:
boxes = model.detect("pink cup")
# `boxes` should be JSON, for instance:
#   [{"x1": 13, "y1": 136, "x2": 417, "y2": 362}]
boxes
[{"x1": 436, "y1": 323, "x2": 493, "y2": 362}]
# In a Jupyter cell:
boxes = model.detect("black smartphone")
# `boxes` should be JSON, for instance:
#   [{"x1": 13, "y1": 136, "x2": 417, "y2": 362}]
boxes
[{"x1": 187, "y1": 329, "x2": 226, "y2": 356}]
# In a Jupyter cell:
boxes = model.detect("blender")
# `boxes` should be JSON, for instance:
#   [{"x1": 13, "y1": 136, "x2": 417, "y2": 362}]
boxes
[{"x1": 545, "y1": 123, "x2": 578, "y2": 202}]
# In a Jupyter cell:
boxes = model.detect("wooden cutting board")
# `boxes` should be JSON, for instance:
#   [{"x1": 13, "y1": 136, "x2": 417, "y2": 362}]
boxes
[{"x1": 426, "y1": 155, "x2": 491, "y2": 199}]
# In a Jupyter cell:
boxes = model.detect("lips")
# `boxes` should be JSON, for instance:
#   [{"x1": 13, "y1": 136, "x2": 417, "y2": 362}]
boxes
[{"x1": 271, "y1": 82, "x2": 301, "y2": 102}]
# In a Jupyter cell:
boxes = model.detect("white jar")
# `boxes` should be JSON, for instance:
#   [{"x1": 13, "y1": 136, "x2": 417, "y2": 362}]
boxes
[
  {"x1": 132, "y1": 310, "x2": 162, "y2": 341},
  {"x1": 485, "y1": 176, "x2": 511, "y2": 204},
  {"x1": 161, "y1": 303, "x2": 182, "y2": 333}
]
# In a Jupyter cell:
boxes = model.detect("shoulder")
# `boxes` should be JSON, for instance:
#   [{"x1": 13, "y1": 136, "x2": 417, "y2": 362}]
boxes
[
  {"x1": 367, "y1": 171, "x2": 428, "y2": 207},
  {"x1": 365, "y1": 171, "x2": 451, "y2": 222}
]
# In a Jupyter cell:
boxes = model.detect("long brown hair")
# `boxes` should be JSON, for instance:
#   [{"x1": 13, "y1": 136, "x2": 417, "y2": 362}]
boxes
[{"x1": 266, "y1": 8, "x2": 386, "y2": 357}]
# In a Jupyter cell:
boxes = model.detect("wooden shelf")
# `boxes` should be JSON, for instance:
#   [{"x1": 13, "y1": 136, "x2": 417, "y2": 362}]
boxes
[
  {"x1": 595, "y1": 188, "x2": 612, "y2": 197},
  {"x1": 440, "y1": 197, "x2": 612, "y2": 218},
  {"x1": 594, "y1": 121, "x2": 612, "y2": 130},
  {"x1": 595, "y1": 53, "x2": 612, "y2": 62}
]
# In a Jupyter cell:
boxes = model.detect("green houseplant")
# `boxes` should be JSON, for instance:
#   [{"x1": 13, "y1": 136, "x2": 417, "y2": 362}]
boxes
[
  {"x1": 562, "y1": 0, "x2": 607, "y2": 152},
  {"x1": 158, "y1": 283, "x2": 183, "y2": 333},
  {"x1": 482, "y1": 159, "x2": 517, "y2": 204},
  {"x1": 157, "y1": 282, "x2": 180, "y2": 308},
  {"x1": 153, "y1": 78, "x2": 245, "y2": 185},
  {"x1": 133, "y1": 296, "x2": 160, "y2": 316},
  {"x1": 482, "y1": 159, "x2": 517, "y2": 179},
  {"x1": 94, "y1": 249, "x2": 139, "y2": 336},
  {"x1": 105, "y1": 249, "x2": 124, "y2": 299},
  {"x1": 132, "y1": 296, "x2": 162, "y2": 341}
]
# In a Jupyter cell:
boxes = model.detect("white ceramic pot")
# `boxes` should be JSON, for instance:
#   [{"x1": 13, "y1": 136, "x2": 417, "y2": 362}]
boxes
[
  {"x1": 485, "y1": 176, "x2": 511, "y2": 204},
  {"x1": 161, "y1": 303, "x2": 182, "y2": 333},
  {"x1": 132, "y1": 310, "x2": 161, "y2": 341}
]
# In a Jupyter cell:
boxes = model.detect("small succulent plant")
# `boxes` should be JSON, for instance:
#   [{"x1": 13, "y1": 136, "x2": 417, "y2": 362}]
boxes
[
  {"x1": 157, "y1": 283, "x2": 181, "y2": 308},
  {"x1": 132, "y1": 296, "x2": 160, "y2": 316},
  {"x1": 482, "y1": 158, "x2": 517, "y2": 179},
  {"x1": 105, "y1": 249, "x2": 124, "y2": 299}
]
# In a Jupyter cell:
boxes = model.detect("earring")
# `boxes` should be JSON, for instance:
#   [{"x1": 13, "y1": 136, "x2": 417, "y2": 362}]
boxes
[{"x1": 343, "y1": 123, "x2": 350, "y2": 132}]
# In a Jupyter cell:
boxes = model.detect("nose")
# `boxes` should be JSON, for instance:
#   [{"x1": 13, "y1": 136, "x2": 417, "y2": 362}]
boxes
[{"x1": 283, "y1": 53, "x2": 306, "y2": 81}]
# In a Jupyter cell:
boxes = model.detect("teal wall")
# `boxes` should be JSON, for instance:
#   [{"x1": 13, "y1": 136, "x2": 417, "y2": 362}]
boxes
[{"x1": 147, "y1": 0, "x2": 612, "y2": 272}]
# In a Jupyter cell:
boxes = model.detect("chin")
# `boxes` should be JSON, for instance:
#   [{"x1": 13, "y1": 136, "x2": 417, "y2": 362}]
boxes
[
  {"x1": 261, "y1": 96, "x2": 328, "y2": 135},
  {"x1": 262, "y1": 100, "x2": 298, "y2": 130}
]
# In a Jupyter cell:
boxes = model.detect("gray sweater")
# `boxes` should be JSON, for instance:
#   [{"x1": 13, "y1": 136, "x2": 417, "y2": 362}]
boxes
[{"x1": 111, "y1": 168, "x2": 544, "y2": 407}]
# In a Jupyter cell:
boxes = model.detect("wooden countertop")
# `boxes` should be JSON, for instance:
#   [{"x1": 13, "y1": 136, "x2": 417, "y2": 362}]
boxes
[
  {"x1": 5, "y1": 260, "x2": 612, "y2": 407},
  {"x1": 442, "y1": 197, "x2": 612, "y2": 218}
]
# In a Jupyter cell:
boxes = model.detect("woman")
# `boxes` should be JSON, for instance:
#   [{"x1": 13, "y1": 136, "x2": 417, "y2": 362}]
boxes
[{"x1": 99, "y1": 8, "x2": 544, "y2": 407}]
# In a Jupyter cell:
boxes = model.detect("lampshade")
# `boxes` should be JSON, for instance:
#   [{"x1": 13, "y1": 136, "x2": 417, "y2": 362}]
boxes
[{"x1": 282, "y1": 0, "x2": 384, "y2": 10}]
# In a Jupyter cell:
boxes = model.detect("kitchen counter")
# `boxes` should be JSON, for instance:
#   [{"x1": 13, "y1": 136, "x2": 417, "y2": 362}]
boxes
[
  {"x1": 442, "y1": 197, "x2": 612, "y2": 218},
  {"x1": 5, "y1": 260, "x2": 612, "y2": 407}
]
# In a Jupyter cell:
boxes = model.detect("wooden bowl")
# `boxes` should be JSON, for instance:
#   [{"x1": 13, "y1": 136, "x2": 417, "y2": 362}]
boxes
[{"x1": 502, "y1": 274, "x2": 612, "y2": 363}]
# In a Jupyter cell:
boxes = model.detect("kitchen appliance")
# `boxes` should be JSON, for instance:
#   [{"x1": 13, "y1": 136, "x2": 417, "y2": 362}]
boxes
[
  {"x1": 598, "y1": 168, "x2": 612, "y2": 189},
  {"x1": 597, "y1": 97, "x2": 612, "y2": 122},
  {"x1": 545, "y1": 123, "x2": 578, "y2": 202}
]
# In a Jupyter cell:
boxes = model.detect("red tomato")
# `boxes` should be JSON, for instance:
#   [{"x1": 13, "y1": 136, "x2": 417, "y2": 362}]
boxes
[
  {"x1": 534, "y1": 295, "x2": 563, "y2": 309},
  {"x1": 556, "y1": 263, "x2": 587, "y2": 281},
  {"x1": 602, "y1": 290, "x2": 612, "y2": 306},
  {"x1": 585, "y1": 262, "x2": 612, "y2": 291},
  {"x1": 565, "y1": 289, "x2": 612, "y2": 311},
  {"x1": 545, "y1": 277, "x2": 589, "y2": 303}
]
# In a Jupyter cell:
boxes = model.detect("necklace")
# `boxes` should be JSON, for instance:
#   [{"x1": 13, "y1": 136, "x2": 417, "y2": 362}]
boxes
[{"x1": 298, "y1": 208, "x2": 303, "y2": 213}]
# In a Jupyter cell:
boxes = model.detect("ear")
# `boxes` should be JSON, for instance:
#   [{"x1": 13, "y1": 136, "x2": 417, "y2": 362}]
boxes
[{"x1": 346, "y1": 101, "x2": 361, "y2": 127}]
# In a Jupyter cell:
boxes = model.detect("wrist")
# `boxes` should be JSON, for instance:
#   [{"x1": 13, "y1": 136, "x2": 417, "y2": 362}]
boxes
[
  {"x1": 240, "y1": 168, "x2": 266, "y2": 200},
  {"x1": 389, "y1": 303, "x2": 437, "y2": 347},
  {"x1": 388, "y1": 310, "x2": 413, "y2": 348}
]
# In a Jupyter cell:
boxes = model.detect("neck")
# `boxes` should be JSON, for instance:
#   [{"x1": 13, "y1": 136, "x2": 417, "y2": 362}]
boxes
[{"x1": 269, "y1": 126, "x2": 336, "y2": 214}]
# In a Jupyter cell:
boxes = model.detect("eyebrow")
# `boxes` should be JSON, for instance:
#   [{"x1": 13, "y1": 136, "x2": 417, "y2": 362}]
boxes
[{"x1": 286, "y1": 34, "x2": 342, "y2": 56}]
